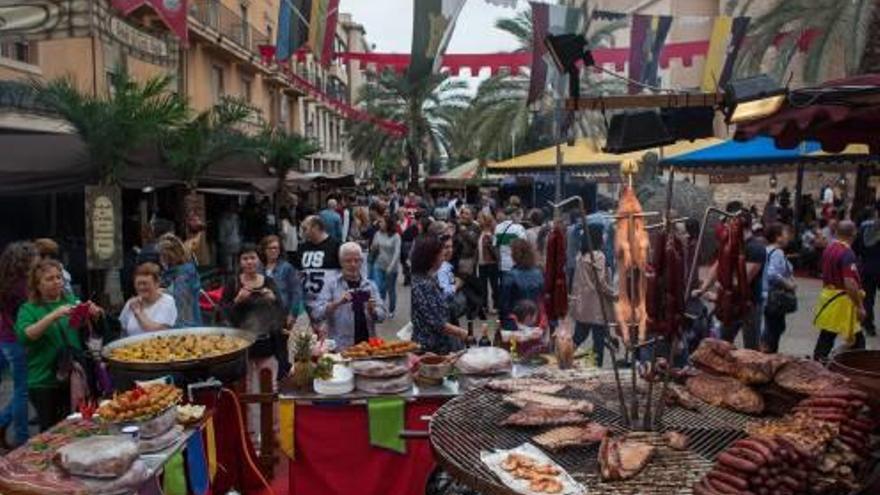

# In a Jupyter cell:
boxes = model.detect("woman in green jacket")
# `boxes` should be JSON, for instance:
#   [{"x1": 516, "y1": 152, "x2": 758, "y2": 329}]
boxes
[{"x1": 15, "y1": 259, "x2": 101, "y2": 431}]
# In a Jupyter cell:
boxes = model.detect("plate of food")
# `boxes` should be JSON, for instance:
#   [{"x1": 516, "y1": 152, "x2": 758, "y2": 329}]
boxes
[
  {"x1": 97, "y1": 384, "x2": 183, "y2": 438},
  {"x1": 480, "y1": 443, "x2": 581, "y2": 494},
  {"x1": 340, "y1": 338, "x2": 419, "y2": 360}
]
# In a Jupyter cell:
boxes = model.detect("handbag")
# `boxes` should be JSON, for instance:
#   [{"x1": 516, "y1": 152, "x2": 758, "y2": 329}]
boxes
[
  {"x1": 55, "y1": 321, "x2": 87, "y2": 384},
  {"x1": 764, "y1": 249, "x2": 798, "y2": 315}
]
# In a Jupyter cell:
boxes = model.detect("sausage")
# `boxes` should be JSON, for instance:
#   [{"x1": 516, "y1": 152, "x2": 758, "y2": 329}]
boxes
[
  {"x1": 707, "y1": 475, "x2": 744, "y2": 494},
  {"x1": 734, "y1": 438, "x2": 775, "y2": 464},
  {"x1": 798, "y1": 397, "x2": 850, "y2": 409},
  {"x1": 791, "y1": 405, "x2": 846, "y2": 415},
  {"x1": 694, "y1": 479, "x2": 724, "y2": 495},
  {"x1": 839, "y1": 423, "x2": 869, "y2": 440},
  {"x1": 717, "y1": 452, "x2": 759, "y2": 473},
  {"x1": 844, "y1": 416, "x2": 874, "y2": 433},
  {"x1": 773, "y1": 436, "x2": 810, "y2": 460},
  {"x1": 753, "y1": 436, "x2": 781, "y2": 455},
  {"x1": 804, "y1": 411, "x2": 848, "y2": 422},
  {"x1": 778, "y1": 475, "x2": 803, "y2": 492},
  {"x1": 728, "y1": 446, "x2": 767, "y2": 466},
  {"x1": 814, "y1": 388, "x2": 868, "y2": 401},
  {"x1": 707, "y1": 469, "x2": 749, "y2": 491}
]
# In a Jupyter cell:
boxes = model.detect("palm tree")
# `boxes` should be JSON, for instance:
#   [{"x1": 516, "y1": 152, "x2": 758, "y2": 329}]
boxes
[
  {"x1": 256, "y1": 126, "x2": 320, "y2": 208},
  {"x1": 347, "y1": 70, "x2": 470, "y2": 189},
  {"x1": 161, "y1": 97, "x2": 260, "y2": 190},
  {"x1": 735, "y1": 0, "x2": 877, "y2": 83},
  {"x1": 34, "y1": 70, "x2": 188, "y2": 184}
]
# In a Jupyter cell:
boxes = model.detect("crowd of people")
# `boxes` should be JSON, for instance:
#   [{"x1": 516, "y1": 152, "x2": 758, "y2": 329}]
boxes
[{"x1": 0, "y1": 184, "x2": 876, "y2": 450}]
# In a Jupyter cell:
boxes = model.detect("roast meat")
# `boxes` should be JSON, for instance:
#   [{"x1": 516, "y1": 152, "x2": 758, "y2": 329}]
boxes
[
  {"x1": 532, "y1": 423, "x2": 609, "y2": 450},
  {"x1": 686, "y1": 372, "x2": 764, "y2": 414},
  {"x1": 774, "y1": 359, "x2": 849, "y2": 396},
  {"x1": 598, "y1": 435, "x2": 656, "y2": 481}
]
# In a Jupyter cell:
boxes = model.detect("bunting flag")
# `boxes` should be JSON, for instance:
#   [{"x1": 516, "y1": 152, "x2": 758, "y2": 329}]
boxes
[
  {"x1": 294, "y1": 0, "x2": 313, "y2": 55},
  {"x1": 279, "y1": 398, "x2": 296, "y2": 460},
  {"x1": 276, "y1": 0, "x2": 294, "y2": 61},
  {"x1": 308, "y1": 0, "x2": 329, "y2": 61},
  {"x1": 162, "y1": 450, "x2": 187, "y2": 495},
  {"x1": 527, "y1": 1, "x2": 583, "y2": 103},
  {"x1": 205, "y1": 417, "x2": 218, "y2": 480},
  {"x1": 627, "y1": 14, "x2": 673, "y2": 94},
  {"x1": 701, "y1": 16, "x2": 750, "y2": 91},
  {"x1": 186, "y1": 431, "x2": 210, "y2": 495},
  {"x1": 112, "y1": 0, "x2": 188, "y2": 44},
  {"x1": 320, "y1": 0, "x2": 340, "y2": 66},
  {"x1": 408, "y1": 0, "x2": 467, "y2": 82}
]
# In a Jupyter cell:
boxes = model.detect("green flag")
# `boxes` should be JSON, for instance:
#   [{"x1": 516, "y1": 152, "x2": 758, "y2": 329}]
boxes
[{"x1": 407, "y1": 0, "x2": 466, "y2": 82}]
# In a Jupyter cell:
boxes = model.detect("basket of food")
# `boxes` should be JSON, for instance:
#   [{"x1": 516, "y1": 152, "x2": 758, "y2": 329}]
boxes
[
  {"x1": 97, "y1": 384, "x2": 183, "y2": 439},
  {"x1": 341, "y1": 338, "x2": 419, "y2": 360},
  {"x1": 102, "y1": 328, "x2": 254, "y2": 372}
]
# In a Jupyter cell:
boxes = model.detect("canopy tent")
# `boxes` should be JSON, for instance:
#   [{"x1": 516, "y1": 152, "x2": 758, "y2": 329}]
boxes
[
  {"x1": 489, "y1": 138, "x2": 720, "y2": 177},
  {"x1": 427, "y1": 159, "x2": 500, "y2": 188}
]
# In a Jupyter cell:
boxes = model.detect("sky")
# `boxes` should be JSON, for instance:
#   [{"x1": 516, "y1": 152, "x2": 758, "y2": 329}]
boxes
[{"x1": 339, "y1": 0, "x2": 527, "y2": 57}]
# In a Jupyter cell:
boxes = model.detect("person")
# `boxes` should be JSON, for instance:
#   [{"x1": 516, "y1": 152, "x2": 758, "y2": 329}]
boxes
[
  {"x1": 399, "y1": 209, "x2": 419, "y2": 286},
  {"x1": 314, "y1": 243, "x2": 386, "y2": 349},
  {"x1": 762, "y1": 193, "x2": 779, "y2": 227},
  {"x1": 694, "y1": 208, "x2": 766, "y2": 350},
  {"x1": 294, "y1": 216, "x2": 341, "y2": 319},
  {"x1": 157, "y1": 234, "x2": 203, "y2": 327},
  {"x1": 761, "y1": 223, "x2": 796, "y2": 353},
  {"x1": 33, "y1": 238, "x2": 73, "y2": 295},
  {"x1": 220, "y1": 244, "x2": 286, "y2": 439},
  {"x1": 119, "y1": 262, "x2": 177, "y2": 336},
  {"x1": 436, "y1": 234, "x2": 466, "y2": 324},
  {"x1": 279, "y1": 208, "x2": 299, "y2": 263},
  {"x1": 339, "y1": 196, "x2": 352, "y2": 243},
  {"x1": 499, "y1": 239, "x2": 545, "y2": 334},
  {"x1": 410, "y1": 235, "x2": 468, "y2": 354},
  {"x1": 569, "y1": 224, "x2": 615, "y2": 367},
  {"x1": 494, "y1": 206, "x2": 527, "y2": 279},
  {"x1": 370, "y1": 215, "x2": 401, "y2": 319},
  {"x1": 853, "y1": 203, "x2": 880, "y2": 336},
  {"x1": 319, "y1": 198, "x2": 343, "y2": 242},
  {"x1": 0, "y1": 242, "x2": 37, "y2": 447},
  {"x1": 183, "y1": 212, "x2": 210, "y2": 267},
  {"x1": 136, "y1": 217, "x2": 175, "y2": 266},
  {"x1": 260, "y1": 235, "x2": 302, "y2": 325},
  {"x1": 477, "y1": 211, "x2": 499, "y2": 317},
  {"x1": 452, "y1": 206, "x2": 482, "y2": 319},
  {"x1": 16, "y1": 259, "x2": 102, "y2": 431},
  {"x1": 524, "y1": 209, "x2": 548, "y2": 269},
  {"x1": 565, "y1": 210, "x2": 585, "y2": 290},
  {"x1": 218, "y1": 202, "x2": 242, "y2": 274},
  {"x1": 813, "y1": 221, "x2": 866, "y2": 360},
  {"x1": 800, "y1": 222, "x2": 823, "y2": 277}
]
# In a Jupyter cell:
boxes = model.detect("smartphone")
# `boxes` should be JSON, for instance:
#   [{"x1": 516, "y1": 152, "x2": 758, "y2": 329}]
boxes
[{"x1": 350, "y1": 289, "x2": 370, "y2": 304}]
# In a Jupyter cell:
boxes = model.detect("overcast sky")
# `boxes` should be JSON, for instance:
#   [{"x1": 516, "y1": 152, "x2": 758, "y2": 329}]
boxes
[{"x1": 340, "y1": 0, "x2": 527, "y2": 56}]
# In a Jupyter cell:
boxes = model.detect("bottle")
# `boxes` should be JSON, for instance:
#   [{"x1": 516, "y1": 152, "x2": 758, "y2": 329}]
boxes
[
  {"x1": 478, "y1": 323, "x2": 491, "y2": 347},
  {"x1": 492, "y1": 319, "x2": 504, "y2": 348},
  {"x1": 466, "y1": 320, "x2": 476, "y2": 347}
]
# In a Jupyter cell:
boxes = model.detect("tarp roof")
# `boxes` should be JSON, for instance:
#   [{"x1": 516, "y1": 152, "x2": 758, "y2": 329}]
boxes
[
  {"x1": 489, "y1": 138, "x2": 720, "y2": 171},
  {"x1": 430, "y1": 159, "x2": 483, "y2": 181}
]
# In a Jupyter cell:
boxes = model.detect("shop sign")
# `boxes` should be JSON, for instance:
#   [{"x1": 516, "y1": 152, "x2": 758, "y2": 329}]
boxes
[
  {"x1": 709, "y1": 174, "x2": 750, "y2": 184},
  {"x1": 85, "y1": 186, "x2": 123, "y2": 270},
  {"x1": 109, "y1": 16, "x2": 169, "y2": 58}
]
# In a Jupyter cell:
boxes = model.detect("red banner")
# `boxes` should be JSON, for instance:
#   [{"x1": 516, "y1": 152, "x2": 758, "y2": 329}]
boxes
[{"x1": 112, "y1": 0, "x2": 188, "y2": 45}]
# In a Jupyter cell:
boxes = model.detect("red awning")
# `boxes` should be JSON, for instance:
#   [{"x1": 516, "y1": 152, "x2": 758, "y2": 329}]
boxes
[{"x1": 734, "y1": 74, "x2": 880, "y2": 154}]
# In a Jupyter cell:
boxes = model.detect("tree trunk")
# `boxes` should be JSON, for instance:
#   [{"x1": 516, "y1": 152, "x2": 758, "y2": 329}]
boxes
[
  {"x1": 406, "y1": 141, "x2": 420, "y2": 192},
  {"x1": 858, "y1": 0, "x2": 880, "y2": 74}
]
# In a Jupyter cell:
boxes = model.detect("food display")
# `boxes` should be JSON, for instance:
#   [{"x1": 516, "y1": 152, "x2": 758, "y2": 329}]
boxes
[
  {"x1": 480, "y1": 443, "x2": 580, "y2": 495},
  {"x1": 486, "y1": 378, "x2": 565, "y2": 395},
  {"x1": 350, "y1": 359, "x2": 410, "y2": 378},
  {"x1": 713, "y1": 216, "x2": 752, "y2": 327},
  {"x1": 665, "y1": 382, "x2": 701, "y2": 411},
  {"x1": 503, "y1": 391, "x2": 594, "y2": 414},
  {"x1": 598, "y1": 434, "x2": 656, "y2": 481},
  {"x1": 455, "y1": 346, "x2": 512, "y2": 375},
  {"x1": 314, "y1": 364, "x2": 355, "y2": 396},
  {"x1": 500, "y1": 406, "x2": 590, "y2": 427},
  {"x1": 774, "y1": 358, "x2": 851, "y2": 396},
  {"x1": 355, "y1": 373, "x2": 412, "y2": 395},
  {"x1": 685, "y1": 371, "x2": 764, "y2": 414},
  {"x1": 614, "y1": 185, "x2": 650, "y2": 345},
  {"x1": 691, "y1": 338, "x2": 790, "y2": 385},
  {"x1": 176, "y1": 404, "x2": 205, "y2": 425},
  {"x1": 645, "y1": 228, "x2": 686, "y2": 338},
  {"x1": 55, "y1": 435, "x2": 138, "y2": 479},
  {"x1": 532, "y1": 423, "x2": 609, "y2": 451},
  {"x1": 341, "y1": 338, "x2": 418, "y2": 359},
  {"x1": 108, "y1": 334, "x2": 248, "y2": 363},
  {"x1": 97, "y1": 384, "x2": 183, "y2": 423}
]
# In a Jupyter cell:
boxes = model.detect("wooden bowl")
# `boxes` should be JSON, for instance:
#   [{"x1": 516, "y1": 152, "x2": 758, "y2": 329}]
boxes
[{"x1": 828, "y1": 349, "x2": 880, "y2": 414}]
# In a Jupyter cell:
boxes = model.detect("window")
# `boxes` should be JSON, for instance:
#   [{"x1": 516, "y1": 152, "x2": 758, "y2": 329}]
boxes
[
  {"x1": 240, "y1": 4, "x2": 249, "y2": 46},
  {"x1": 240, "y1": 76, "x2": 252, "y2": 102},
  {"x1": 0, "y1": 42, "x2": 37, "y2": 65},
  {"x1": 211, "y1": 65, "x2": 225, "y2": 102}
]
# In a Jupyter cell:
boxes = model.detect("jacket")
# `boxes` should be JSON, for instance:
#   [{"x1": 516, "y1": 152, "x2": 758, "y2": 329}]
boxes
[
  {"x1": 313, "y1": 273, "x2": 387, "y2": 350},
  {"x1": 544, "y1": 225, "x2": 568, "y2": 320},
  {"x1": 499, "y1": 267, "x2": 545, "y2": 330},
  {"x1": 569, "y1": 251, "x2": 616, "y2": 325}
]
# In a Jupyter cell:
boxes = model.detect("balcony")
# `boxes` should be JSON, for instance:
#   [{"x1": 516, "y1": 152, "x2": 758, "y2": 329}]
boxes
[{"x1": 189, "y1": 0, "x2": 270, "y2": 60}]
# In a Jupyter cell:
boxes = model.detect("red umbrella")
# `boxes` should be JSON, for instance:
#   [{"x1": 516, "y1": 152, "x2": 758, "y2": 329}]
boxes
[{"x1": 734, "y1": 74, "x2": 880, "y2": 154}]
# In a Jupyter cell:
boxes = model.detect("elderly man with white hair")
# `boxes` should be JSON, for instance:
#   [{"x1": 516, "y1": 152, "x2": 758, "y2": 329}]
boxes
[
  {"x1": 319, "y1": 198, "x2": 343, "y2": 241},
  {"x1": 314, "y1": 242, "x2": 387, "y2": 349}
]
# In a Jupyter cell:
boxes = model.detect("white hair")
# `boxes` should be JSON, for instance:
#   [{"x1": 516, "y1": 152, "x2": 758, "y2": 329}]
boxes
[
  {"x1": 327, "y1": 198, "x2": 338, "y2": 208},
  {"x1": 339, "y1": 241, "x2": 363, "y2": 260}
]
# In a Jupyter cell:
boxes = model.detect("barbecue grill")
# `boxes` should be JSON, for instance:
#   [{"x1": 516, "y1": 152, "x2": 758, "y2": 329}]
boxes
[{"x1": 430, "y1": 370, "x2": 753, "y2": 495}]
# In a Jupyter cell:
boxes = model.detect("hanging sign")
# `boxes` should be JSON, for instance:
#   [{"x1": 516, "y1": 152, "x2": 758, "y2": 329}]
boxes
[
  {"x1": 85, "y1": 186, "x2": 123, "y2": 270},
  {"x1": 108, "y1": 16, "x2": 170, "y2": 58},
  {"x1": 709, "y1": 174, "x2": 750, "y2": 184}
]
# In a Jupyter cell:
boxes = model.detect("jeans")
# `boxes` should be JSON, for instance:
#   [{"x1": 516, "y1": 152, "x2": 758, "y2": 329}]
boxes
[
  {"x1": 0, "y1": 342, "x2": 29, "y2": 444},
  {"x1": 762, "y1": 309, "x2": 787, "y2": 353},
  {"x1": 29, "y1": 385, "x2": 69, "y2": 432},
  {"x1": 573, "y1": 322, "x2": 606, "y2": 367},
  {"x1": 478, "y1": 264, "x2": 499, "y2": 313},
  {"x1": 863, "y1": 269, "x2": 878, "y2": 331},
  {"x1": 814, "y1": 329, "x2": 866, "y2": 361},
  {"x1": 374, "y1": 269, "x2": 398, "y2": 314},
  {"x1": 720, "y1": 303, "x2": 762, "y2": 350}
]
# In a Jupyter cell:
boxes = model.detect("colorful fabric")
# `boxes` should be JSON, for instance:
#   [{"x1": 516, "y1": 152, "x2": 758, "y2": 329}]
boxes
[
  {"x1": 700, "y1": 16, "x2": 750, "y2": 91},
  {"x1": 367, "y1": 397, "x2": 406, "y2": 454},
  {"x1": 822, "y1": 241, "x2": 861, "y2": 289},
  {"x1": 814, "y1": 287, "x2": 862, "y2": 343},
  {"x1": 407, "y1": 0, "x2": 467, "y2": 82},
  {"x1": 112, "y1": 0, "x2": 188, "y2": 44},
  {"x1": 205, "y1": 417, "x2": 217, "y2": 480},
  {"x1": 527, "y1": 2, "x2": 584, "y2": 103},
  {"x1": 279, "y1": 398, "x2": 295, "y2": 459},
  {"x1": 186, "y1": 429, "x2": 210, "y2": 495},
  {"x1": 627, "y1": 14, "x2": 673, "y2": 94},
  {"x1": 162, "y1": 451, "x2": 186, "y2": 495},
  {"x1": 544, "y1": 225, "x2": 568, "y2": 320}
]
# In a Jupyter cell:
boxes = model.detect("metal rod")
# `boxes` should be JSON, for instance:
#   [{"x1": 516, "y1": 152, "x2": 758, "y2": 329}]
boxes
[
  {"x1": 604, "y1": 337, "x2": 630, "y2": 427},
  {"x1": 653, "y1": 335, "x2": 677, "y2": 430},
  {"x1": 646, "y1": 217, "x2": 688, "y2": 230},
  {"x1": 643, "y1": 337, "x2": 660, "y2": 429},
  {"x1": 683, "y1": 207, "x2": 745, "y2": 302}
]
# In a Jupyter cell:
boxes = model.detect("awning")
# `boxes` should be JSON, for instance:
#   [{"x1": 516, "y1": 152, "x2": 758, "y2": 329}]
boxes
[
  {"x1": 430, "y1": 159, "x2": 483, "y2": 181},
  {"x1": 489, "y1": 138, "x2": 720, "y2": 172},
  {"x1": 661, "y1": 136, "x2": 878, "y2": 173}
]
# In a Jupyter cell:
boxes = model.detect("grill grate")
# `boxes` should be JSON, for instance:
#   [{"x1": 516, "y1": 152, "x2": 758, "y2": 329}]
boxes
[{"x1": 430, "y1": 371, "x2": 753, "y2": 495}]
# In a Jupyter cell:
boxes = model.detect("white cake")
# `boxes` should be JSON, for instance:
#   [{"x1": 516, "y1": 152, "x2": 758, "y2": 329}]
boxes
[{"x1": 313, "y1": 364, "x2": 355, "y2": 395}]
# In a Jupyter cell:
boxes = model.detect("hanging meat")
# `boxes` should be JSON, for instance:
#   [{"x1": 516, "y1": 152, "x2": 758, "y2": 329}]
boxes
[
  {"x1": 614, "y1": 186, "x2": 649, "y2": 345},
  {"x1": 714, "y1": 216, "x2": 751, "y2": 327},
  {"x1": 645, "y1": 229, "x2": 686, "y2": 337}
]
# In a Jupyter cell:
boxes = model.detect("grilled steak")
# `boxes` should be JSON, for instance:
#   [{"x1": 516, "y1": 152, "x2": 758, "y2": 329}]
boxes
[
  {"x1": 598, "y1": 435, "x2": 656, "y2": 481},
  {"x1": 486, "y1": 378, "x2": 565, "y2": 394},
  {"x1": 686, "y1": 372, "x2": 764, "y2": 414},
  {"x1": 666, "y1": 383, "x2": 701, "y2": 411},
  {"x1": 500, "y1": 406, "x2": 589, "y2": 426},
  {"x1": 691, "y1": 338, "x2": 737, "y2": 375},
  {"x1": 729, "y1": 349, "x2": 790, "y2": 384},
  {"x1": 774, "y1": 359, "x2": 849, "y2": 396},
  {"x1": 504, "y1": 391, "x2": 594, "y2": 413},
  {"x1": 533, "y1": 423, "x2": 609, "y2": 450}
]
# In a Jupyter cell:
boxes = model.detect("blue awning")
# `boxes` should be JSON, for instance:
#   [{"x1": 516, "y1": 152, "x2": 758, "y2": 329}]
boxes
[{"x1": 663, "y1": 136, "x2": 822, "y2": 167}]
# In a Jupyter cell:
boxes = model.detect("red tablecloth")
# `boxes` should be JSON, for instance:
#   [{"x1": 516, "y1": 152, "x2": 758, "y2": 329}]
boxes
[{"x1": 289, "y1": 398, "x2": 447, "y2": 495}]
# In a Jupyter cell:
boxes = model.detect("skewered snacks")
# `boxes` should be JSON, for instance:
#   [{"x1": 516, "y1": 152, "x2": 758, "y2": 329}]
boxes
[
  {"x1": 97, "y1": 384, "x2": 182, "y2": 422},
  {"x1": 499, "y1": 453, "x2": 563, "y2": 494},
  {"x1": 341, "y1": 338, "x2": 418, "y2": 359}
]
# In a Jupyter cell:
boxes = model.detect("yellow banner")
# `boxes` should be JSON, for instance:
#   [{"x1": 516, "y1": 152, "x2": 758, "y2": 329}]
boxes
[
  {"x1": 308, "y1": 0, "x2": 329, "y2": 59},
  {"x1": 279, "y1": 398, "x2": 296, "y2": 460},
  {"x1": 701, "y1": 16, "x2": 733, "y2": 92},
  {"x1": 205, "y1": 416, "x2": 218, "y2": 480}
]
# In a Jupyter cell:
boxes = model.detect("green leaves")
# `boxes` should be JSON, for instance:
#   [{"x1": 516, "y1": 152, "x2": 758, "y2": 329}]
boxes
[
  {"x1": 256, "y1": 126, "x2": 320, "y2": 176},
  {"x1": 33, "y1": 69, "x2": 187, "y2": 185}
]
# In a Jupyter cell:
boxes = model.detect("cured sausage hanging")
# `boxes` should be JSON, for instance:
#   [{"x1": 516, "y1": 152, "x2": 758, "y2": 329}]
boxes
[
  {"x1": 714, "y1": 216, "x2": 751, "y2": 327},
  {"x1": 646, "y1": 229, "x2": 686, "y2": 337},
  {"x1": 614, "y1": 186, "x2": 650, "y2": 345}
]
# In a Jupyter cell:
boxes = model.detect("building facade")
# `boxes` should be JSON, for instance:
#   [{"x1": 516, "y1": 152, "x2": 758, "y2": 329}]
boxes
[{"x1": 0, "y1": 0, "x2": 373, "y2": 175}]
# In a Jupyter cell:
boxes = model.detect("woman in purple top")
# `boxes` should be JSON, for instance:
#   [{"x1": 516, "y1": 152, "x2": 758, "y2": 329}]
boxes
[{"x1": 0, "y1": 241, "x2": 37, "y2": 447}]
